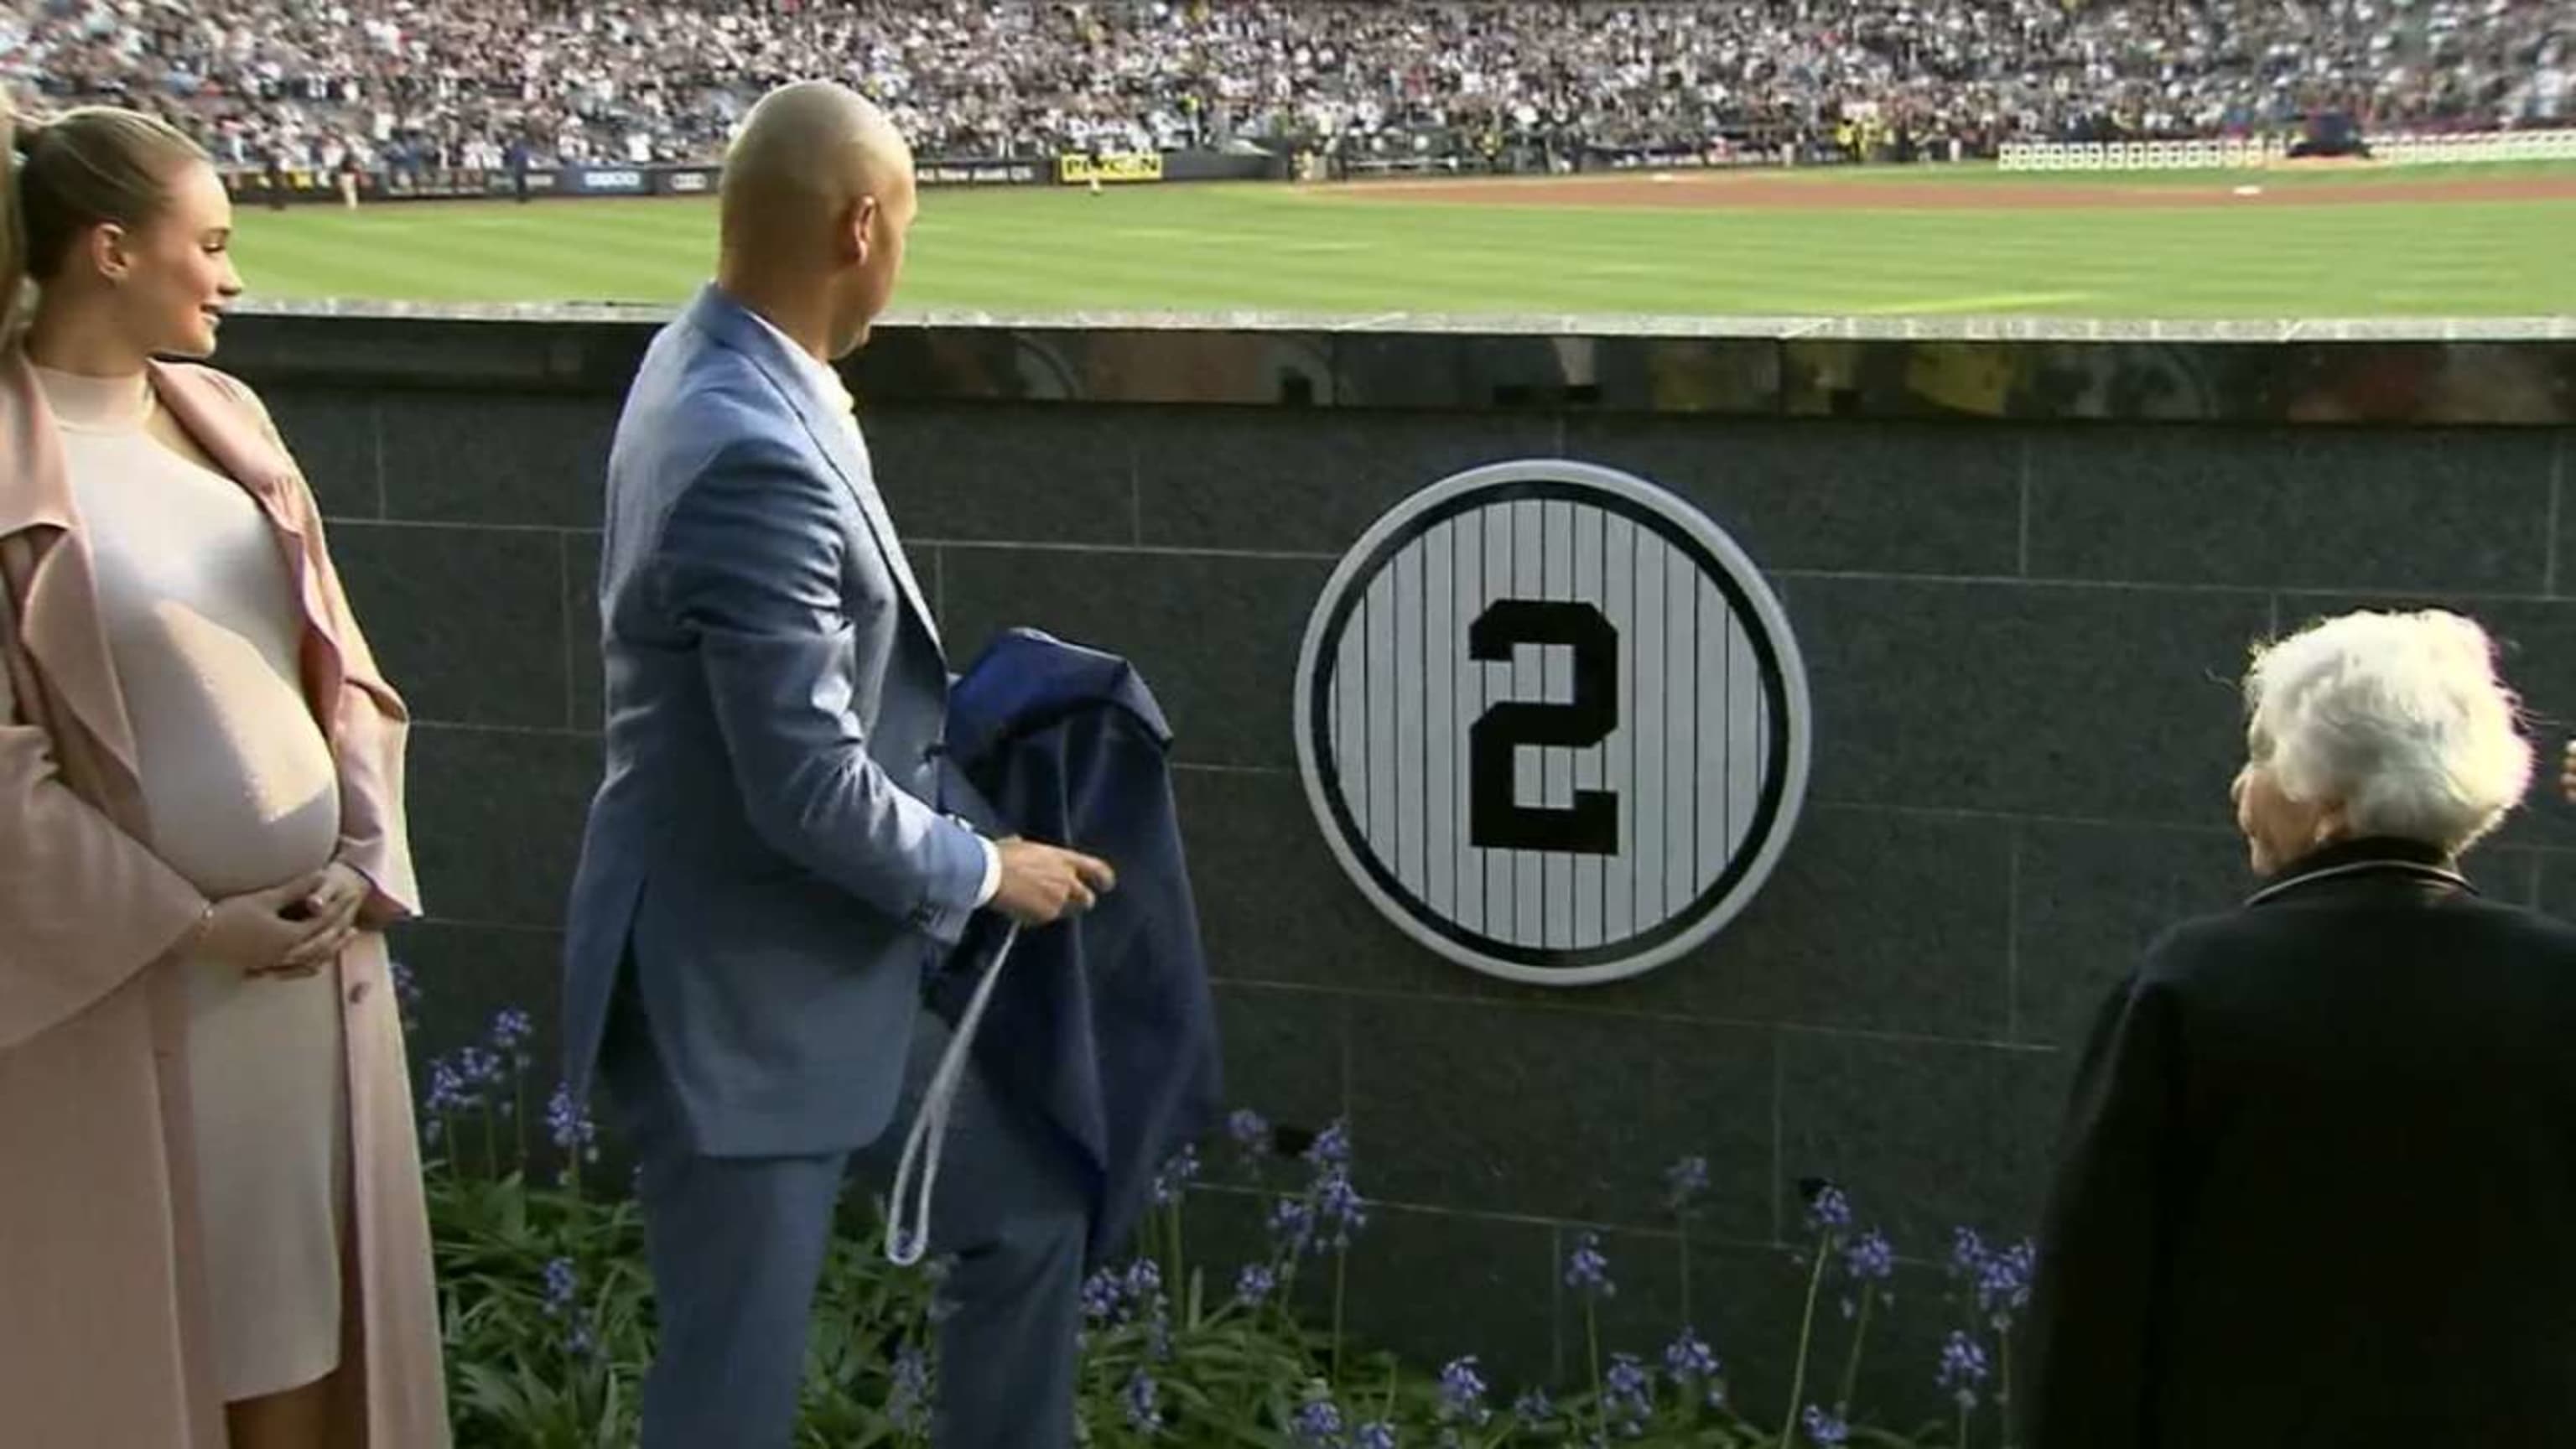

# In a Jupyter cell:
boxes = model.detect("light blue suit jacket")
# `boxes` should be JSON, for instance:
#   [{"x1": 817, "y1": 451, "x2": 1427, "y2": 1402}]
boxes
[{"x1": 562, "y1": 285, "x2": 989, "y2": 1158}]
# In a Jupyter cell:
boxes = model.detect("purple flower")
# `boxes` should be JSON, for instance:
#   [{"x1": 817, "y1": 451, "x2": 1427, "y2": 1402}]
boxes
[
  {"x1": 488, "y1": 1008, "x2": 534, "y2": 1063},
  {"x1": 1123, "y1": 1258, "x2": 1166, "y2": 1306},
  {"x1": 1846, "y1": 1228, "x2": 1895, "y2": 1283},
  {"x1": 1125, "y1": 1259, "x2": 1173, "y2": 1358},
  {"x1": 1080, "y1": 1259, "x2": 1167, "y2": 1332},
  {"x1": 1563, "y1": 1231, "x2": 1616, "y2": 1299},
  {"x1": 546, "y1": 1082, "x2": 598, "y2": 1160},
  {"x1": 1233, "y1": 1263, "x2": 1278, "y2": 1307},
  {"x1": 1081, "y1": 1267, "x2": 1125, "y2": 1324},
  {"x1": 1228, "y1": 1108, "x2": 1271, "y2": 1166},
  {"x1": 1841, "y1": 1227, "x2": 1897, "y2": 1317},
  {"x1": 1124, "y1": 1368, "x2": 1161, "y2": 1433},
  {"x1": 1603, "y1": 1353, "x2": 1652, "y2": 1429},
  {"x1": 1268, "y1": 1195, "x2": 1319, "y2": 1259},
  {"x1": 389, "y1": 959, "x2": 421, "y2": 1021},
  {"x1": 1150, "y1": 1144, "x2": 1201, "y2": 1207},
  {"x1": 542, "y1": 1256, "x2": 578, "y2": 1315},
  {"x1": 1802, "y1": 1405, "x2": 1850, "y2": 1446},
  {"x1": 1977, "y1": 1239, "x2": 2035, "y2": 1327},
  {"x1": 1664, "y1": 1328, "x2": 1720, "y2": 1384},
  {"x1": 1291, "y1": 1394, "x2": 1345, "y2": 1446},
  {"x1": 1317, "y1": 1168, "x2": 1369, "y2": 1247},
  {"x1": 455, "y1": 1045, "x2": 504, "y2": 1093},
  {"x1": 1949, "y1": 1226, "x2": 1988, "y2": 1279},
  {"x1": 1665, "y1": 1155, "x2": 1711, "y2": 1213},
  {"x1": 890, "y1": 1345, "x2": 932, "y2": 1434},
  {"x1": 1306, "y1": 1120, "x2": 1352, "y2": 1171},
  {"x1": 425, "y1": 1058, "x2": 471, "y2": 1115},
  {"x1": 1354, "y1": 1424, "x2": 1396, "y2": 1449},
  {"x1": 1510, "y1": 1389, "x2": 1555, "y2": 1425},
  {"x1": 1437, "y1": 1355, "x2": 1491, "y2": 1426},
  {"x1": 1805, "y1": 1183, "x2": 1852, "y2": 1234},
  {"x1": 542, "y1": 1257, "x2": 594, "y2": 1355},
  {"x1": 1937, "y1": 1329, "x2": 1991, "y2": 1410}
]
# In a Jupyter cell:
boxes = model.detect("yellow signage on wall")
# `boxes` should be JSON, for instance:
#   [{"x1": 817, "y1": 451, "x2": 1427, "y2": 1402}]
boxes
[{"x1": 1057, "y1": 152, "x2": 1165, "y2": 185}]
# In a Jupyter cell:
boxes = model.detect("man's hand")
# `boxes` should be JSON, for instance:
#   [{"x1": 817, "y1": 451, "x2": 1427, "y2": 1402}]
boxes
[{"x1": 989, "y1": 838, "x2": 1118, "y2": 927}]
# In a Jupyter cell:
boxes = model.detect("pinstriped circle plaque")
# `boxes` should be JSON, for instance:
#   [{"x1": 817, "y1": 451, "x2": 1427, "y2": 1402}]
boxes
[{"x1": 1293, "y1": 460, "x2": 1812, "y2": 986}]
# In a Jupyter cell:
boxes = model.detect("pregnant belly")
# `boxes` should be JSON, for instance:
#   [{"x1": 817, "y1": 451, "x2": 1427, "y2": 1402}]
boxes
[{"x1": 127, "y1": 639, "x2": 345, "y2": 899}]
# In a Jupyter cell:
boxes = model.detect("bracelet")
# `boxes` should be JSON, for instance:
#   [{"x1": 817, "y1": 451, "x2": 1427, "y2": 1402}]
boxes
[{"x1": 178, "y1": 900, "x2": 216, "y2": 956}]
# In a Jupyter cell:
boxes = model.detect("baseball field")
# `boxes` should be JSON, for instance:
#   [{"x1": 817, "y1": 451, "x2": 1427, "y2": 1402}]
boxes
[{"x1": 230, "y1": 160, "x2": 2576, "y2": 318}]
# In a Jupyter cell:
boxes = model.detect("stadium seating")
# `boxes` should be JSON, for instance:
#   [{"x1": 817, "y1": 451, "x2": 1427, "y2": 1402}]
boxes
[{"x1": 3, "y1": 0, "x2": 2568, "y2": 173}]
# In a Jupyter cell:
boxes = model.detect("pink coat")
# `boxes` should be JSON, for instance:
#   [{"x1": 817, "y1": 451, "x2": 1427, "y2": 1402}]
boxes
[{"x1": 0, "y1": 351, "x2": 450, "y2": 1447}]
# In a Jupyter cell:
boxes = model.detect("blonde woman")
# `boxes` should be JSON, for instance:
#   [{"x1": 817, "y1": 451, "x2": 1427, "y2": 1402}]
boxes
[{"x1": 0, "y1": 102, "x2": 449, "y2": 1446}]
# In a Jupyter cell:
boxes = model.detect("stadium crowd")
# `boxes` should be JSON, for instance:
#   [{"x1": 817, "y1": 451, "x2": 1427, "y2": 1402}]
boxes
[{"x1": 3, "y1": 0, "x2": 2569, "y2": 175}]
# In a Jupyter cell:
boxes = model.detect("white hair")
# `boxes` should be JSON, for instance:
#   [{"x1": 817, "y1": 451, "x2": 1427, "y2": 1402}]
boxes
[{"x1": 2244, "y1": 609, "x2": 2534, "y2": 855}]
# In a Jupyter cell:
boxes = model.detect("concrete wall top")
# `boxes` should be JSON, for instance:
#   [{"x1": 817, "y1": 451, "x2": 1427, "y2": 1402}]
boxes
[{"x1": 218, "y1": 300, "x2": 2576, "y2": 426}]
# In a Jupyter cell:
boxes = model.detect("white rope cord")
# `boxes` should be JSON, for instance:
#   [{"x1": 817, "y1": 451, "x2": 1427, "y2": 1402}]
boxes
[{"x1": 884, "y1": 923, "x2": 1021, "y2": 1267}]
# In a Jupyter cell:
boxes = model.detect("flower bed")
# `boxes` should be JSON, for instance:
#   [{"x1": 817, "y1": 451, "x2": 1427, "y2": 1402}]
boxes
[{"x1": 404, "y1": 976, "x2": 2033, "y2": 1447}]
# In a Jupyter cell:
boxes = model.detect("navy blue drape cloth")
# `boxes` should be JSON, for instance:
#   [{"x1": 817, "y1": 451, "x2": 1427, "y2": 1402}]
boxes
[{"x1": 937, "y1": 629, "x2": 1224, "y2": 1268}]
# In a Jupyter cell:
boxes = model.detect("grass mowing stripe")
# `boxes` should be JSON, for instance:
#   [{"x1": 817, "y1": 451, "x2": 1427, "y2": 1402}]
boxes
[{"x1": 228, "y1": 172, "x2": 2576, "y2": 317}]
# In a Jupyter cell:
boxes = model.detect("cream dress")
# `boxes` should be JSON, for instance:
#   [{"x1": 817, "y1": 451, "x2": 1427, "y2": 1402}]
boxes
[{"x1": 36, "y1": 365, "x2": 351, "y2": 1403}]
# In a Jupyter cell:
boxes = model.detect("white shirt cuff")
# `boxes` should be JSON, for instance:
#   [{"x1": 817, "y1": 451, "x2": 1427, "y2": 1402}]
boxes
[{"x1": 972, "y1": 835, "x2": 1003, "y2": 908}]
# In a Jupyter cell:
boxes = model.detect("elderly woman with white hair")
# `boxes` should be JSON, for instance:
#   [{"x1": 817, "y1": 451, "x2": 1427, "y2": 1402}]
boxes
[{"x1": 2021, "y1": 608, "x2": 2576, "y2": 1449}]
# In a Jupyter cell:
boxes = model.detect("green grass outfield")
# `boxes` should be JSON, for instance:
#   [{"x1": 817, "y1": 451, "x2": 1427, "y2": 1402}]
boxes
[{"x1": 229, "y1": 161, "x2": 2576, "y2": 319}]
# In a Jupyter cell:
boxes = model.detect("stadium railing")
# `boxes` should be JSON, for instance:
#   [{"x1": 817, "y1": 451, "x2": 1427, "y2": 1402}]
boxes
[
  {"x1": 221, "y1": 149, "x2": 1290, "y2": 205},
  {"x1": 224, "y1": 161, "x2": 746, "y2": 205},
  {"x1": 1998, "y1": 127, "x2": 2576, "y2": 172}
]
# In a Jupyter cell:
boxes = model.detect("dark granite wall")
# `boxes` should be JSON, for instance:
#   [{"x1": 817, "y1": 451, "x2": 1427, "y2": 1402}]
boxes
[{"x1": 238, "y1": 324, "x2": 2576, "y2": 1415}]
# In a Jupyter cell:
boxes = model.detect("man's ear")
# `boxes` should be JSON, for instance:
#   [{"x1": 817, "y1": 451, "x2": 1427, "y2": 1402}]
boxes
[{"x1": 849, "y1": 195, "x2": 880, "y2": 265}]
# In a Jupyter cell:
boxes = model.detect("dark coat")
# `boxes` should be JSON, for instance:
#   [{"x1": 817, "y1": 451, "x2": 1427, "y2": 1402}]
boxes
[
  {"x1": 2022, "y1": 835, "x2": 2576, "y2": 1449},
  {"x1": 937, "y1": 629, "x2": 1223, "y2": 1269}
]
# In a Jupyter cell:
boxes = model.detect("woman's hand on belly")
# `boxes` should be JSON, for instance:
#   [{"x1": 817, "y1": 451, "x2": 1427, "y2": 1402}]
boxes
[
  {"x1": 198, "y1": 868, "x2": 350, "y2": 979},
  {"x1": 245, "y1": 862, "x2": 372, "y2": 979}
]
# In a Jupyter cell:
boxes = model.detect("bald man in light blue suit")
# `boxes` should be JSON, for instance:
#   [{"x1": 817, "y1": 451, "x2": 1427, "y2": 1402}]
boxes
[{"x1": 560, "y1": 82, "x2": 1116, "y2": 1449}]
